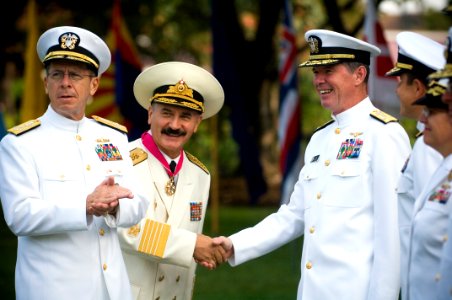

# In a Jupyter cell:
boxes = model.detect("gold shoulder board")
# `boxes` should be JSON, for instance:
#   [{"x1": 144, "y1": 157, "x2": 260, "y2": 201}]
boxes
[
  {"x1": 370, "y1": 109, "x2": 398, "y2": 124},
  {"x1": 92, "y1": 115, "x2": 128, "y2": 133},
  {"x1": 7, "y1": 119, "x2": 41, "y2": 136},
  {"x1": 314, "y1": 119, "x2": 334, "y2": 133},
  {"x1": 186, "y1": 152, "x2": 209, "y2": 174},
  {"x1": 129, "y1": 147, "x2": 148, "y2": 166}
]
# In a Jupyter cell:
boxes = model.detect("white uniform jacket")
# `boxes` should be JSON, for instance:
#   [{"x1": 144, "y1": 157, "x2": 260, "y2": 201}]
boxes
[
  {"x1": 0, "y1": 106, "x2": 149, "y2": 300},
  {"x1": 405, "y1": 154, "x2": 452, "y2": 300},
  {"x1": 229, "y1": 98, "x2": 411, "y2": 300},
  {"x1": 398, "y1": 124, "x2": 442, "y2": 297},
  {"x1": 437, "y1": 202, "x2": 452, "y2": 300},
  {"x1": 118, "y1": 137, "x2": 210, "y2": 300}
]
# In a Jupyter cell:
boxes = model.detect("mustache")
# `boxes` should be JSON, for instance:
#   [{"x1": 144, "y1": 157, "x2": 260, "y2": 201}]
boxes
[{"x1": 161, "y1": 127, "x2": 186, "y2": 137}]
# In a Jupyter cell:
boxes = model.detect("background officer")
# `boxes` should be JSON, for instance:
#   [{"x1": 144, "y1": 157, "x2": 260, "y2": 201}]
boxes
[{"x1": 384, "y1": 31, "x2": 445, "y2": 299}]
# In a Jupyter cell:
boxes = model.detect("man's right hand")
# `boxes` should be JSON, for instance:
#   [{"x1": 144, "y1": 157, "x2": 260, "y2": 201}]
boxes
[
  {"x1": 195, "y1": 235, "x2": 234, "y2": 270},
  {"x1": 194, "y1": 234, "x2": 229, "y2": 270}
]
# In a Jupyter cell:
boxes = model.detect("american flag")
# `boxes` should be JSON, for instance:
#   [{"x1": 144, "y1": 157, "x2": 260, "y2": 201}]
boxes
[{"x1": 279, "y1": 0, "x2": 302, "y2": 205}]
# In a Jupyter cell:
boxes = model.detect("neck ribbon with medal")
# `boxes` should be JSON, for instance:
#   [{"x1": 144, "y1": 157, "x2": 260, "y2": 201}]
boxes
[{"x1": 141, "y1": 132, "x2": 183, "y2": 196}]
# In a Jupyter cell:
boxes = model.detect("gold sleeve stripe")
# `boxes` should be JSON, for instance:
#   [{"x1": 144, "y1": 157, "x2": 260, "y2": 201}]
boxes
[{"x1": 138, "y1": 219, "x2": 170, "y2": 257}]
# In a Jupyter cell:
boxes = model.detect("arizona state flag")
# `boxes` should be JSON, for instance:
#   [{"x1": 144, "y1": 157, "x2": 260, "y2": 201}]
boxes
[{"x1": 89, "y1": 0, "x2": 148, "y2": 139}]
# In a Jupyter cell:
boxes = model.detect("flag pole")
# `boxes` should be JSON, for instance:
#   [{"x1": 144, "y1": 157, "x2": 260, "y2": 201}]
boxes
[{"x1": 21, "y1": 0, "x2": 47, "y2": 123}]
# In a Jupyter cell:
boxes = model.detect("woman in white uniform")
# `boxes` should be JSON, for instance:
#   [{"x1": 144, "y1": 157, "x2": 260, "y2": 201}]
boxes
[{"x1": 404, "y1": 80, "x2": 452, "y2": 300}]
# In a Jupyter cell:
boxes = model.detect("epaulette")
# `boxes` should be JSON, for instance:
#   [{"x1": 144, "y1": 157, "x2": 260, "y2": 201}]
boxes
[
  {"x1": 370, "y1": 109, "x2": 398, "y2": 124},
  {"x1": 415, "y1": 130, "x2": 423, "y2": 138},
  {"x1": 313, "y1": 119, "x2": 334, "y2": 133},
  {"x1": 129, "y1": 147, "x2": 148, "y2": 166},
  {"x1": 186, "y1": 152, "x2": 209, "y2": 174},
  {"x1": 7, "y1": 119, "x2": 41, "y2": 136},
  {"x1": 92, "y1": 115, "x2": 128, "y2": 133}
]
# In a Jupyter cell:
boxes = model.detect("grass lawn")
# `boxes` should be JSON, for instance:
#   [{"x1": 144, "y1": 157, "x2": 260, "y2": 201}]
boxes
[
  {"x1": 0, "y1": 205, "x2": 302, "y2": 300},
  {"x1": 194, "y1": 205, "x2": 303, "y2": 300},
  {"x1": 0, "y1": 212, "x2": 16, "y2": 300}
]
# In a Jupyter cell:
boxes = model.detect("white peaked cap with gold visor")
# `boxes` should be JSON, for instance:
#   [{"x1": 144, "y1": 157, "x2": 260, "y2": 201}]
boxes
[{"x1": 134, "y1": 61, "x2": 224, "y2": 119}]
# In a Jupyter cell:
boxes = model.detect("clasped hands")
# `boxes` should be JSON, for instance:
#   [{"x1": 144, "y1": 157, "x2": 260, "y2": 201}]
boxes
[
  {"x1": 87, "y1": 177, "x2": 233, "y2": 270},
  {"x1": 194, "y1": 235, "x2": 234, "y2": 270},
  {"x1": 86, "y1": 176, "x2": 134, "y2": 216}
]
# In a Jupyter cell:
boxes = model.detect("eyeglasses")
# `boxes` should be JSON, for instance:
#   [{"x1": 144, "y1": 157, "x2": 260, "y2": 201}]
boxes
[
  {"x1": 48, "y1": 70, "x2": 95, "y2": 82},
  {"x1": 422, "y1": 107, "x2": 446, "y2": 118}
]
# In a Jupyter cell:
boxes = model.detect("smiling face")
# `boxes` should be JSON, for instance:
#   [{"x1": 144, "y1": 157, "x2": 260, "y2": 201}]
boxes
[
  {"x1": 312, "y1": 63, "x2": 368, "y2": 115},
  {"x1": 44, "y1": 60, "x2": 98, "y2": 120},
  {"x1": 148, "y1": 103, "x2": 202, "y2": 158}
]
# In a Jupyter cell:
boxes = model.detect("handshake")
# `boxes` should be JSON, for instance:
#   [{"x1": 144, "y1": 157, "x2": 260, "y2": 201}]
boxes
[{"x1": 194, "y1": 235, "x2": 234, "y2": 270}]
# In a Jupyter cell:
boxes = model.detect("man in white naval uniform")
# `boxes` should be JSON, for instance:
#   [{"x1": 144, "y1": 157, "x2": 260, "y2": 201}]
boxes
[
  {"x1": 384, "y1": 31, "x2": 445, "y2": 299},
  {"x1": 212, "y1": 29, "x2": 411, "y2": 300},
  {"x1": 0, "y1": 26, "x2": 149, "y2": 300},
  {"x1": 403, "y1": 80, "x2": 452, "y2": 300},
  {"x1": 118, "y1": 62, "x2": 226, "y2": 300}
]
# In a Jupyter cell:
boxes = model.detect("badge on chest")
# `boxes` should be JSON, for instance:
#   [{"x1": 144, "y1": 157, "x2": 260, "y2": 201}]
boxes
[
  {"x1": 428, "y1": 171, "x2": 452, "y2": 205},
  {"x1": 95, "y1": 142, "x2": 123, "y2": 161},
  {"x1": 337, "y1": 132, "x2": 364, "y2": 160},
  {"x1": 190, "y1": 202, "x2": 203, "y2": 221}
]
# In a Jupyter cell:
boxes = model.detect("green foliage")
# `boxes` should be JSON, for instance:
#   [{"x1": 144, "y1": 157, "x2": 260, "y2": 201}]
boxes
[
  {"x1": 423, "y1": 8, "x2": 452, "y2": 30},
  {"x1": 185, "y1": 114, "x2": 241, "y2": 177},
  {"x1": 0, "y1": 208, "x2": 16, "y2": 300},
  {"x1": 134, "y1": 0, "x2": 213, "y2": 63},
  {"x1": 399, "y1": 117, "x2": 419, "y2": 145}
]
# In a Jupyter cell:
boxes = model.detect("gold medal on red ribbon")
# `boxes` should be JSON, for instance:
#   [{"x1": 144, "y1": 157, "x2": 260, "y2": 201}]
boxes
[
  {"x1": 140, "y1": 133, "x2": 182, "y2": 197},
  {"x1": 165, "y1": 177, "x2": 176, "y2": 196}
]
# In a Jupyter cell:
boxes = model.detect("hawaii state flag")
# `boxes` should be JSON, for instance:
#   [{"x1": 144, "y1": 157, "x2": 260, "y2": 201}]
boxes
[{"x1": 279, "y1": 0, "x2": 302, "y2": 205}]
